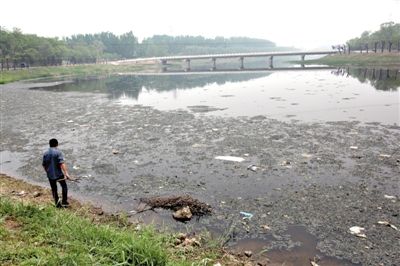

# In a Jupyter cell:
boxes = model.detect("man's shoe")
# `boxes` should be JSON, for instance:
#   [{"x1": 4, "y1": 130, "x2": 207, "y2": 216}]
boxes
[{"x1": 61, "y1": 202, "x2": 70, "y2": 208}]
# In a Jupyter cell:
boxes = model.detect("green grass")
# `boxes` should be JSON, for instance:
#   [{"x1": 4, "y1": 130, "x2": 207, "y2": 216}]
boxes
[
  {"x1": 300, "y1": 53, "x2": 400, "y2": 67},
  {"x1": 0, "y1": 198, "x2": 220, "y2": 266},
  {"x1": 0, "y1": 63, "x2": 157, "y2": 84}
]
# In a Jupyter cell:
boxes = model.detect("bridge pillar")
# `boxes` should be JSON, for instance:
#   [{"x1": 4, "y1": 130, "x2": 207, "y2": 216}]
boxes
[
  {"x1": 212, "y1": 58, "x2": 217, "y2": 71},
  {"x1": 269, "y1": 56, "x2": 274, "y2": 68},
  {"x1": 185, "y1": 59, "x2": 191, "y2": 71},
  {"x1": 300, "y1": 54, "x2": 305, "y2": 61},
  {"x1": 239, "y1": 57, "x2": 244, "y2": 70},
  {"x1": 161, "y1": 59, "x2": 168, "y2": 72}
]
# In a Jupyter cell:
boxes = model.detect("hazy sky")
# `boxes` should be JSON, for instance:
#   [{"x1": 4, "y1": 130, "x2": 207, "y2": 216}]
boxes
[{"x1": 2, "y1": 0, "x2": 399, "y2": 49}]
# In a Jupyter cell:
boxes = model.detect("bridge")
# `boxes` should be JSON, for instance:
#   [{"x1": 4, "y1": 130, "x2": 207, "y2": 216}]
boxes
[{"x1": 114, "y1": 50, "x2": 338, "y2": 71}]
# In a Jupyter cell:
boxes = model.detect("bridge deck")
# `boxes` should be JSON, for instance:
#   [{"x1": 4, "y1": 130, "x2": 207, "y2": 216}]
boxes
[
  {"x1": 158, "y1": 50, "x2": 337, "y2": 60},
  {"x1": 114, "y1": 50, "x2": 337, "y2": 64}
]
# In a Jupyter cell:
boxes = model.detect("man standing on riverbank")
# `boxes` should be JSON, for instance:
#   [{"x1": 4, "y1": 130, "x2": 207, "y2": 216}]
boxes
[{"x1": 42, "y1": 138, "x2": 71, "y2": 208}]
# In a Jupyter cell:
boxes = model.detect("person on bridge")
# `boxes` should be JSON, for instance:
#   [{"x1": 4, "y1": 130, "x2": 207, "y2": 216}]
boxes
[{"x1": 42, "y1": 138, "x2": 71, "y2": 208}]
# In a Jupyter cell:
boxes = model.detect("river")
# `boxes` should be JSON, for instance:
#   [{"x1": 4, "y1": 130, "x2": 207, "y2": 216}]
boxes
[{"x1": 1, "y1": 67, "x2": 399, "y2": 265}]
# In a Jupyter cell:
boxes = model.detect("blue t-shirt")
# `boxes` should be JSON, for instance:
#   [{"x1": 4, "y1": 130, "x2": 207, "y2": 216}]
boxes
[{"x1": 42, "y1": 148, "x2": 65, "y2": 180}]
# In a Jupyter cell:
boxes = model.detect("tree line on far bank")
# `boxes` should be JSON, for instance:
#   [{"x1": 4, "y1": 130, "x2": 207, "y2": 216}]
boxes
[
  {"x1": 0, "y1": 27, "x2": 282, "y2": 67},
  {"x1": 347, "y1": 22, "x2": 400, "y2": 51}
]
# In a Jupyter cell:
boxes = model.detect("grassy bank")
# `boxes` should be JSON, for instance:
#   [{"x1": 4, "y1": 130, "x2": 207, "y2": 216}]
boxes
[
  {"x1": 302, "y1": 53, "x2": 400, "y2": 67},
  {"x1": 0, "y1": 174, "x2": 240, "y2": 265},
  {"x1": 0, "y1": 63, "x2": 159, "y2": 84},
  {"x1": 0, "y1": 199, "x2": 172, "y2": 265}
]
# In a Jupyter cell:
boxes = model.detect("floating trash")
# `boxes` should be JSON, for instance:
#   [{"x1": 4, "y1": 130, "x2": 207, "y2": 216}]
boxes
[
  {"x1": 310, "y1": 257, "x2": 320, "y2": 266},
  {"x1": 244, "y1": 250, "x2": 252, "y2": 257},
  {"x1": 247, "y1": 164, "x2": 259, "y2": 172},
  {"x1": 215, "y1": 156, "x2": 245, "y2": 162},
  {"x1": 173, "y1": 206, "x2": 193, "y2": 221},
  {"x1": 261, "y1": 224, "x2": 271, "y2": 230},
  {"x1": 350, "y1": 146, "x2": 358, "y2": 150},
  {"x1": 384, "y1": 195, "x2": 397, "y2": 200},
  {"x1": 16, "y1": 190, "x2": 26, "y2": 196},
  {"x1": 240, "y1": 211, "x2": 254, "y2": 220}
]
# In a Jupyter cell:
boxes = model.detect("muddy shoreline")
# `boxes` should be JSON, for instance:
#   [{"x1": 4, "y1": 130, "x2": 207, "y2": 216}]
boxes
[{"x1": 1, "y1": 80, "x2": 400, "y2": 265}]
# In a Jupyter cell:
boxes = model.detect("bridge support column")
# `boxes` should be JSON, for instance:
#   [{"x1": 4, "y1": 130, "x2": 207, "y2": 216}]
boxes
[
  {"x1": 212, "y1": 58, "x2": 217, "y2": 71},
  {"x1": 161, "y1": 59, "x2": 168, "y2": 72},
  {"x1": 269, "y1": 56, "x2": 274, "y2": 68},
  {"x1": 185, "y1": 59, "x2": 191, "y2": 71},
  {"x1": 300, "y1": 55, "x2": 305, "y2": 68},
  {"x1": 239, "y1": 57, "x2": 244, "y2": 70}
]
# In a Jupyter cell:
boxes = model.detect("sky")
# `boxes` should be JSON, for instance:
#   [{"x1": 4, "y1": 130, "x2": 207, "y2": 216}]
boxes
[{"x1": 1, "y1": 0, "x2": 399, "y2": 49}]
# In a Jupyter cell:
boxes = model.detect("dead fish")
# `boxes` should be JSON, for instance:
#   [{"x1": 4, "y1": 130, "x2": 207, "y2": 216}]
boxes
[
  {"x1": 349, "y1": 226, "x2": 367, "y2": 238},
  {"x1": 377, "y1": 221, "x2": 399, "y2": 231}
]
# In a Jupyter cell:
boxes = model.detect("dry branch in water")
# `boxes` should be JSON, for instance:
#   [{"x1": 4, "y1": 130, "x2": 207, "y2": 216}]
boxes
[{"x1": 140, "y1": 195, "x2": 212, "y2": 216}]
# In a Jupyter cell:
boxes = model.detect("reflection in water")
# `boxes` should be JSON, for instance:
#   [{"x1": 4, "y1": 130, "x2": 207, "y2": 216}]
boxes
[
  {"x1": 332, "y1": 67, "x2": 399, "y2": 91},
  {"x1": 32, "y1": 73, "x2": 269, "y2": 99},
  {"x1": 30, "y1": 68, "x2": 399, "y2": 124}
]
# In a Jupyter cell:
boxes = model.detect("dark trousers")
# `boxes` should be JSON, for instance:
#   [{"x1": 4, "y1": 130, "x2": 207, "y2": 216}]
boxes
[{"x1": 48, "y1": 178, "x2": 68, "y2": 205}]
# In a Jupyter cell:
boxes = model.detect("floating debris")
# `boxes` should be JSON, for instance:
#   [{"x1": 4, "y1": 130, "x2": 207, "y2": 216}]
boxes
[
  {"x1": 384, "y1": 195, "x2": 397, "y2": 200},
  {"x1": 301, "y1": 153, "x2": 313, "y2": 158},
  {"x1": 261, "y1": 224, "x2": 271, "y2": 230},
  {"x1": 173, "y1": 206, "x2": 193, "y2": 221},
  {"x1": 310, "y1": 257, "x2": 320, "y2": 266},
  {"x1": 174, "y1": 233, "x2": 201, "y2": 247},
  {"x1": 215, "y1": 156, "x2": 245, "y2": 162},
  {"x1": 16, "y1": 190, "x2": 26, "y2": 196},
  {"x1": 112, "y1": 149, "x2": 119, "y2": 154},
  {"x1": 240, "y1": 211, "x2": 254, "y2": 220},
  {"x1": 244, "y1": 250, "x2": 252, "y2": 257},
  {"x1": 377, "y1": 221, "x2": 398, "y2": 231},
  {"x1": 350, "y1": 146, "x2": 358, "y2": 150},
  {"x1": 140, "y1": 195, "x2": 212, "y2": 216},
  {"x1": 379, "y1": 154, "x2": 391, "y2": 158},
  {"x1": 280, "y1": 160, "x2": 292, "y2": 168},
  {"x1": 349, "y1": 226, "x2": 367, "y2": 238},
  {"x1": 192, "y1": 143, "x2": 206, "y2": 148},
  {"x1": 247, "y1": 164, "x2": 259, "y2": 172}
]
